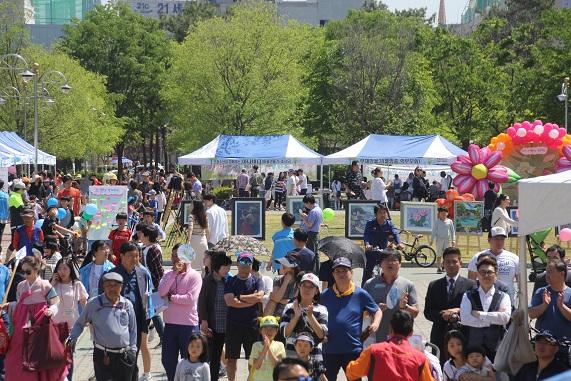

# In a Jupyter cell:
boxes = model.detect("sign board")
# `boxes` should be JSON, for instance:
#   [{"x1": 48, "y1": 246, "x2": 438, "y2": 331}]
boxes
[{"x1": 87, "y1": 186, "x2": 129, "y2": 241}]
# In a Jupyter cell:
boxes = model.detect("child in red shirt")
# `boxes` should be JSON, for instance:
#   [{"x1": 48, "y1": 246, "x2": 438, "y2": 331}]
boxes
[{"x1": 108, "y1": 212, "x2": 132, "y2": 266}]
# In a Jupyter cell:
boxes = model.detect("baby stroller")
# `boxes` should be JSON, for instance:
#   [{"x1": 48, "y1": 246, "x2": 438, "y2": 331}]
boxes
[{"x1": 527, "y1": 228, "x2": 551, "y2": 281}]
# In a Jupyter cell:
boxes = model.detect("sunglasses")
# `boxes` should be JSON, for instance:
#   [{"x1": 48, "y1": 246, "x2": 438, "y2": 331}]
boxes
[
  {"x1": 21, "y1": 269, "x2": 34, "y2": 275},
  {"x1": 238, "y1": 260, "x2": 252, "y2": 266}
]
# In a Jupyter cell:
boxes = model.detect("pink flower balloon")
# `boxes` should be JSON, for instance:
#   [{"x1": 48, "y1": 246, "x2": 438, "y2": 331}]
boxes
[
  {"x1": 451, "y1": 144, "x2": 509, "y2": 199},
  {"x1": 556, "y1": 145, "x2": 571, "y2": 173}
]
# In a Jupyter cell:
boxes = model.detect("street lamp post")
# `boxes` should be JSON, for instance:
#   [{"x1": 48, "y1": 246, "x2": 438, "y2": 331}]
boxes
[
  {"x1": 558, "y1": 77, "x2": 569, "y2": 131},
  {"x1": 0, "y1": 54, "x2": 71, "y2": 171}
]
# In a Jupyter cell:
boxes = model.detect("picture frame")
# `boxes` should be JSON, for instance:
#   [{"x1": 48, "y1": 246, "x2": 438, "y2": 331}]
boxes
[
  {"x1": 180, "y1": 201, "x2": 193, "y2": 228},
  {"x1": 400, "y1": 202, "x2": 437, "y2": 233},
  {"x1": 285, "y1": 195, "x2": 324, "y2": 225},
  {"x1": 507, "y1": 207, "x2": 519, "y2": 237},
  {"x1": 232, "y1": 198, "x2": 265, "y2": 239},
  {"x1": 345, "y1": 201, "x2": 378, "y2": 239},
  {"x1": 454, "y1": 201, "x2": 484, "y2": 235}
]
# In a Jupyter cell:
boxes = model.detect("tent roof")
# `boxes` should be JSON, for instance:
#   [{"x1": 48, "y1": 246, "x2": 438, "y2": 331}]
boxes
[
  {"x1": 518, "y1": 170, "x2": 571, "y2": 236},
  {"x1": 178, "y1": 135, "x2": 323, "y2": 165},
  {"x1": 0, "y1": 132, "x2": 56, "y2": 166},
  {"x1": 323, "y1": 134, "x2": 467, "y2": 165}
]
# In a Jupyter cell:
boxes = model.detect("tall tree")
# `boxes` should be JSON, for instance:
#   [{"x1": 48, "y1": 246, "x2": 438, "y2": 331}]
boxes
[
  {"x1": 159, "y1": 0, "x2": 216, "y2": 43},
  {"x1": 301, "y1": 9, "x2": 435, "y2": 148},
  {"x1": 427, "y1": 28, "x2": 510, "y2": 149},
  {"x1": 162, "y1": 0, "x2": 312, "y2": 152},
  {"x1": 61, "y1": 3, "x2": 170, "y2": 176}
]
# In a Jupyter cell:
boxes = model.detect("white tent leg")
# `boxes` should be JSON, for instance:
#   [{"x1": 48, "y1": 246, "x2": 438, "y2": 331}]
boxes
[{"x1": 518, "y1": 235, "x2": 528, "y2": 316}]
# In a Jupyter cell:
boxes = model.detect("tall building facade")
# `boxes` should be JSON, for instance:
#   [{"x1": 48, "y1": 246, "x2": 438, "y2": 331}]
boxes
[{"x1": 28, "y1": 0, "x2": 100, "y2": 24}]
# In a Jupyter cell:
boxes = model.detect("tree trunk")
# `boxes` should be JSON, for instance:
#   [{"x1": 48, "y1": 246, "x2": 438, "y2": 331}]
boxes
[
  {"x1": 155, "y1": 129, "x2": 160, "y2": 168},
  {"x1": 161, "y1": 126, "x2": 168, "y2": 171},
  {"x1": 149, "y1": 133, "x2": 153, "y2": 167},
  {"x1": 116, "y1": 142, "x2": 124, "y2": 183},
  {"x1": 142, "y1": 141, "x2": 147, "y2": 168}
]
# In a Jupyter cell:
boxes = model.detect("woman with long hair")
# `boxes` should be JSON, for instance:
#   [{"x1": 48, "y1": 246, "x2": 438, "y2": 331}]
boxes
[
  {"x1": 274, "y1": 172, "x2": 286, "y2": 211},
  {"x1": 51, "y1": 257, "x2": 88, "y2": 381},
  {"x1": 186, "y1": 199, "x2": 210, "y2": 271},
  {"x1": 491, "y1": 194, "x2": 518, "y2": 234},
  {"x1": 280, "y1": 273, "x2": 328, "y2": 360},
  {"x1": 1, "y1": 255, "x2": 66, "y2": 380}
]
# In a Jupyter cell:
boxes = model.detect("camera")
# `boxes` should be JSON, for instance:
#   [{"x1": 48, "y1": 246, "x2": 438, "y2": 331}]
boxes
[{"x1": 450, "y1": 313, "x2": 459, "y2": 323}]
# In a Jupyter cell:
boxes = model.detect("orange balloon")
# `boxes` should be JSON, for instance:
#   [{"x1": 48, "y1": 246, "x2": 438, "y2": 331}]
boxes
[
  {"x1": 488, "y1": 144, "x2": 496, "y2": 151},
  {"x1": 491, "y1": 137, "x2": 499, "y2": 144},
  {"x1": 462, "y1": 193, "x2": 475, "y2": 201},
  {"x1": 446, "y1": 189, "x2": 459, "y2": 201}
]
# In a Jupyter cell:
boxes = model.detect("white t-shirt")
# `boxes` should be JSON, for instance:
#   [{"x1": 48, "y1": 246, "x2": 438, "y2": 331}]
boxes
[
  {"x1": 286, "y1": 176, "x2": 296, "y2": 195},
  {"x1": 206, "y1": 204, "x2": 229, "y2": 245},
  {"x1": 371, "y1": 177, "x2": 388, "y2": 202},
  {"x1": 298, "y1": 174, "x2": 308, "y2": 190},
  {"x1": 467, "y1": 249, "x2": 519, "y2": 303}
]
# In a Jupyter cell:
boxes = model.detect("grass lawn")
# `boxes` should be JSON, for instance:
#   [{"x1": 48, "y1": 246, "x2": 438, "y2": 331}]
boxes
[{"x1": 164, "y1": 210, "x2": 565, "y2": 264}]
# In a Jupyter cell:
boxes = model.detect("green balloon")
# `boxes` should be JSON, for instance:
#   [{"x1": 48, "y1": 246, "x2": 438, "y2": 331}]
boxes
[
  {"x1": 322, "y1": 208, "x2": 335, "y2": 221},
  {"x1": 83, "y1": 213, "x2": 94, "y2": 221}
]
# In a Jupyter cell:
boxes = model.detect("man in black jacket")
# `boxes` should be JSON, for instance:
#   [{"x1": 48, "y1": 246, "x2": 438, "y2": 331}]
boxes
[
  {"x1": 514, "y1": 330, "x2": 568, "y2": 380},
  {"x1": 199, "y1": 253, "x2": 233, "y2": 381},
  {"x1": 424, "y1": 247, "x2": 477, "y2": 363}
]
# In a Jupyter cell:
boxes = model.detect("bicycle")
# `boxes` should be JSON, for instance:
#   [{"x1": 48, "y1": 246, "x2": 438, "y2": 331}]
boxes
[{"x1": 390, "y1": 229, "x2": 436, "y2": 268}]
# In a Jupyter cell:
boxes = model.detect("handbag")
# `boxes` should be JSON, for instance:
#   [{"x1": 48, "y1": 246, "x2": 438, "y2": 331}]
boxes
[
  {"x1": 0, "y1": 318, "x2": 9, "y2": 355},
  {"x1": 494, "y1": 310, "x2": 535, "y2": 375},
  {"x1": 22, "y1": 309, "x2": 71, "y2": 372}
]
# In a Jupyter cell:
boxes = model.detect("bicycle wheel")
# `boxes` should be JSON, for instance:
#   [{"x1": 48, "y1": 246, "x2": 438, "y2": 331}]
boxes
[{"x1": 414, "y1": 245, "x2": 436, "y2": 267}]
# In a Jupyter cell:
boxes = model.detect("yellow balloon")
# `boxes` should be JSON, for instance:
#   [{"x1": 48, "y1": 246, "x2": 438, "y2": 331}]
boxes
[{"x1": 471, "y1": 164, "x2": 488, "y2": 180}]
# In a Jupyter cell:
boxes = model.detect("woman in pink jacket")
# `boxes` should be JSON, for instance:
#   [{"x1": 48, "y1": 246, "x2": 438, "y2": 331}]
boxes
[{"x1": 158, "y1": 243, "x2": 202, "y2": 381}]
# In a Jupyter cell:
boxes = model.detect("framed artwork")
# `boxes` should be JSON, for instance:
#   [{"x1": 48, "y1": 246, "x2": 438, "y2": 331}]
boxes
[
  {"x1": 232, "y1": 198, "x2": 265, "y2": 239},
  {"x1": 345, "y1": 201, "x2": 378, "y2": 239},
  {"x1": 285, "y1": 195, "x2": 323, "y2": 225},
  {"x1": 180, "y1": 201, "x2": 193, "y2": 228},
  {"x1": 400, "y1": 202, "x2": 437, "y2": 233},
  {"x1": 454, "y1": 201, "x2": 484, "y2": 235},
  {"x1": 507, "y1": 207, "x2": 519, "y2": 237}
]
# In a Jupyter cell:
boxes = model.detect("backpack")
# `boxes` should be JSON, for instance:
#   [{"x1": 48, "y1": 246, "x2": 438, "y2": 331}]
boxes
[{"x1": 168, "y1": 175, "x2": 183, "y2": 191}]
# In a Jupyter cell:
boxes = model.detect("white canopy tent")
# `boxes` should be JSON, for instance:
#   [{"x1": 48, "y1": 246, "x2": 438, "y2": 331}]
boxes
[
  {"x1": 517, "y1": 170, "x2": 571, "y2": 315},
  {"x1": 178, "y1": 134, "x2": 323, "y2": 165}
]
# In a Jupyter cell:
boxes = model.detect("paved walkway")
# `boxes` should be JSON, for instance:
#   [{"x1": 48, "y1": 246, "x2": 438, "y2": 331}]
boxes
[{"x1": 70, "y1": 265, "x2": 536, "y2": 381}]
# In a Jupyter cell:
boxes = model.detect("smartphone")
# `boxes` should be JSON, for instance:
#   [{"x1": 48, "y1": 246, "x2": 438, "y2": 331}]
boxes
[{"x1": 298, "y1": 208, "x2": 303, "y2": 215}]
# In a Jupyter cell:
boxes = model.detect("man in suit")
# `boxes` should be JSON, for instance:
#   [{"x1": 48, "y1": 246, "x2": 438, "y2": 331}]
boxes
[
  {"x1": 424, "y1": 246, "x2": 477, "y2": 362},
  {"x1": 533, "y1": 245, "x2": 571, "y2": 295}
]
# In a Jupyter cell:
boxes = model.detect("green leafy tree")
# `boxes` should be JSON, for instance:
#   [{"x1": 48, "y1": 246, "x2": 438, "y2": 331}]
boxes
[
  {"x1": 61, "y1": 3, "x2": 170, "y2": 175},
  {"x1": 427, "y1": 28, "x2": 510, "y2": 149},
  {"x1": 301, "y1": 9, "x2": 435, "y2": 148},
  {"x1": 159, "y1": 0, "x2": 216, "y2": 43},
  {"x1": 163, "y1": 0, "x2": 312, "y2": 152}
]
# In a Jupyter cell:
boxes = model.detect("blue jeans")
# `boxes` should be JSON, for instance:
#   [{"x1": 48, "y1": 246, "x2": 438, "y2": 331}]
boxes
[
  {"x1": 161, "y1": 323, "x2": 199, "y2": 381},
  {"x1": 151, "y1": 314, "x2": 164, "y2": 339},
  {"x1": 362, "y1": 249, "x2": 382, "y2": 287}
]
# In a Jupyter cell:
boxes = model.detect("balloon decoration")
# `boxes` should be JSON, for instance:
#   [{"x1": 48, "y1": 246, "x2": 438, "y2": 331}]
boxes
[
  {"x1": 559, "y1": 228, "x2": 571, "y2": 242},
  {"x1": 556, "y1": 145, "x2": 571, "y2": 173},
  {"x1": 35, "y1": 219, "x2": 44, "y2": 229},
  {"x1": 435, "y1": 190, "x2": 475, "y2": 218},
  {"x1": 489, "y1": 120, "x2": 571, "y2": 159},
  {"x1": 450, "y1": 145, "x2": 509, "y2": 200},
  {"x1": 47, "y1": 198, "x2": 58, "y2": 207},
  {"x1": 84, "y1": 203, "x2": 98, "y2": 216},
  {"x1": 57, "y1": 208, "x2": 66, "y2": 219},
  {"x1": 7, "y1": 166, "x2": 16, "y2": 175},
  {"x1": 83, "y1": 213, "x2": 94, "y2": 221},
  {"x1": 322, "y1": 208, "x2": 335, "y2": 222}
]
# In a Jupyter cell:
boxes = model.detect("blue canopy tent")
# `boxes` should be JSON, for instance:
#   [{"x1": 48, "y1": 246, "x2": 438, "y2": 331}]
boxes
[
  {"x1": 323, "y1": 134, "x2": 467, "y2": 165},
  {"x1": 1, "y1": 132, "x2": 56, "y2": 166},
  {"x1": 178, "y1": 134, "x2": 323, "y2": 165}
]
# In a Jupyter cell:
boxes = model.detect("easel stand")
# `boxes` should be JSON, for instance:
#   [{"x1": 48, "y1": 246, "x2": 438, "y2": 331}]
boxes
[{"x1": 458, "y1": 235, "x2": 482, "y2": 257}]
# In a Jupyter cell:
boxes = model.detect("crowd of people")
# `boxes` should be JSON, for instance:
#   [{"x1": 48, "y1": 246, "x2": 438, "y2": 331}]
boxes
[{"x1": 0, "y1": 163, "x2": 565, "y2": 381}]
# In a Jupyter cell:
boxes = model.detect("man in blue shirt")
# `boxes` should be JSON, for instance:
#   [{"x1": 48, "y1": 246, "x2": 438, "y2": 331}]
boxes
[
  {"x1": 321, "y1": 257, "x2": 382, "y2": 381},
  {"x1": 300, "y1": 194, "x2": 322, "y2": 272},
  {"x1": 268, "y1": 213, "x2": 295, "y2": 272},
  {"x1": 529, "y1": 259, "x2": 571, "y2": 365},
  {"x1": 362, "y1": 204, "x2": 404, "y2": 286}
]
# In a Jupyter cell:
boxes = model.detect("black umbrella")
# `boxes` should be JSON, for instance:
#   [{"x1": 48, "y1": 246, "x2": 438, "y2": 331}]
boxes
[{"x1": 317, "y1": 236, "x2": 365, "y2": 268}]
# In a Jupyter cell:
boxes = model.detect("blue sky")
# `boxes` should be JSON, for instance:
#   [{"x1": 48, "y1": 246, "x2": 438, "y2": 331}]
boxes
[{"x1": 381, "y1": 0, "x2": 467, "y2": 24}]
